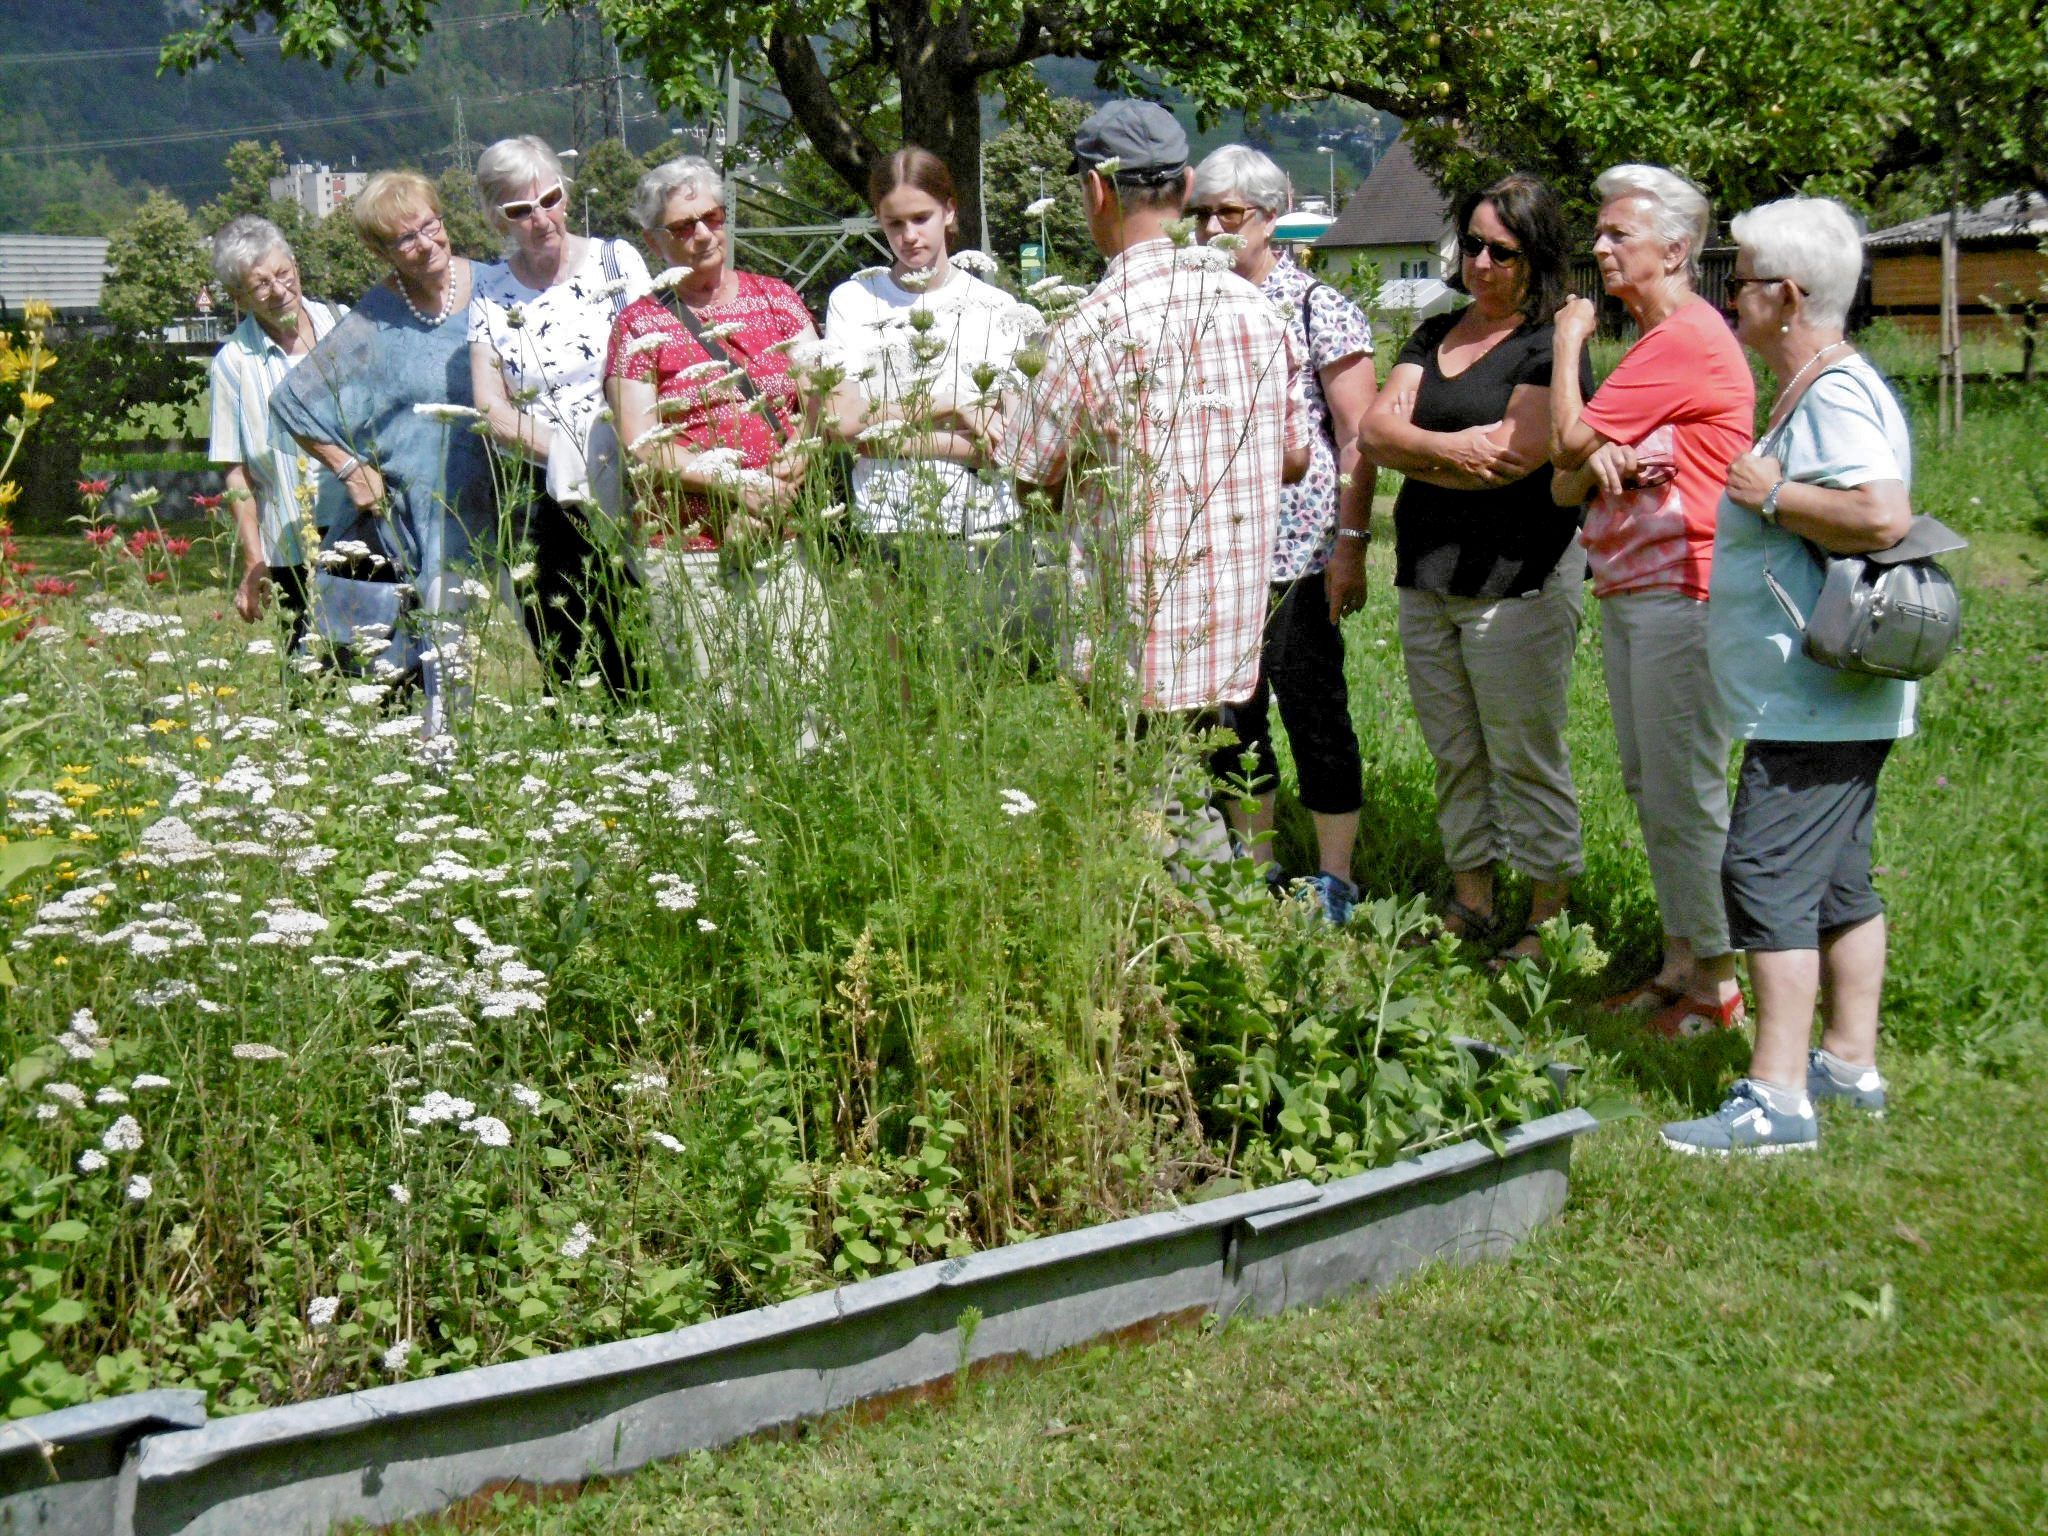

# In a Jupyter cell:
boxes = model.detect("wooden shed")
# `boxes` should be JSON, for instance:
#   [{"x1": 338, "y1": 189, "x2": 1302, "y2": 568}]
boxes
[{"x1": 1864, "y1": 194, "x2": 2048, "y2": 341}]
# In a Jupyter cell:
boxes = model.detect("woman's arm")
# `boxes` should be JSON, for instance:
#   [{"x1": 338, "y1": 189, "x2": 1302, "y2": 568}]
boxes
[
  {"x1": 1320, "y1": 350, "x2": 1377, "y2": 489},
  {"x1": 469, "y1": 339, "x2": 554, "y2": 463},
  {"x1": 288, "y1": 432, "x2": 384, "y2": 510},
  {"x1": 610, "y1": 374, "x2": 803, "y2": 528},
  {"x1": 1726, "y1": 452, "x2": 1914, "y2": 554},
  {"x1": 1357, "y1": 364, "x2": 1550, "y2": 490},
  {"x1": 1547, "y1": 296, "x2": 1607, "y2": 471}
]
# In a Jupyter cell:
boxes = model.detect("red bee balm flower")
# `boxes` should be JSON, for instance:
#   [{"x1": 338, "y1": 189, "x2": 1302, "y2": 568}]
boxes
[
  {"x1": 145, "y1": 570, "x2": 169, "y2": 585},
  {"x1": 85, "y1": 526, "x2": 119, "y2": 547},
  {"x1": 191, "y1": 493, "x2": 224, "y2": 511},
  {"x1": 76, "y1": 479, "x2": 112, "y2": 498},
  {"x1": 164, "y1": 537, "x2": 193, "y2": 558},
  {"x1": 33, "y1": 577, "x2": 77, "y2": 597}
]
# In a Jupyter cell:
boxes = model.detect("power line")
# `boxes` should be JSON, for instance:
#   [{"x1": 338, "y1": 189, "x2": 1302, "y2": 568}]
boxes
[
  {"x1": 0, "y1": 9, "x2": 534, "y2": 68},
  {"x1": 4, "y1": 83, "x2": 577, "y2": 158}
]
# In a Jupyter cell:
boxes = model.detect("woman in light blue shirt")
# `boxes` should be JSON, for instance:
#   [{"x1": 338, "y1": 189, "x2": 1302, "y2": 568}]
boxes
[{"x1": 1664, "y1": 196, "x2": 1918, "y2": 1157}]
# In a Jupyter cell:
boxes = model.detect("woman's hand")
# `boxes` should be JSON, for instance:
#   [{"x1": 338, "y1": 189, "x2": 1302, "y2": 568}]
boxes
[
  {"x1": 1726, "y1": 451, "x2": 1782, "y2": 511},
  {"x1": 1440, "y1": 421, "x2": 1532, "y2": 485},
  {"x1": 1553, "y1": 295, "x2": 1598, "y2": 350},
  {"x1": 346, "y1": 463, "x2": 387, "y2": 510},
  {"x1": 1584, "y1": 440, "x2": 1642, "y2": 499},
  {"x1": 234, "y1": 563, "x2": 271, "y2": 623},
  {"x1": 1325, "y1": 539, "x2": 1367, "y2": 623}
]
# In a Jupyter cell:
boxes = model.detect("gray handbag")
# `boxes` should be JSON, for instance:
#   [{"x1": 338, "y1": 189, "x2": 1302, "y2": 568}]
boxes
[{"x1": 1762, "y1": 516, "x2": 1966, "y2": 681}]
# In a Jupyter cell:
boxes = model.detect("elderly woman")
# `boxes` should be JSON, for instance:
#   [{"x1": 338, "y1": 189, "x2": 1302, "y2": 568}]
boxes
[
  {"x1": 468, "y1": 134, "x2": 650, "y2": 698},
  {"x1": 1189, "y1": 144, "x2": 1377, "y2": 925},
  {"x1": 270, "y1": 170, "x2": 496, "y2": 732},
  {"x1": 1356, "y1": 174, "x2": 1591, "y2": 961},
  {"x1": 605, "y1": 156, "x2": 823, "y2": 677},
  {"x1": 1661, "y1": 197, "x2": 1916, "y2": 1155},
  {"x1": 1550, "y1": 164, "x2": 1756, "y2": 1035},
  {"x1": 205, "y1": 215, "x2": 347, "y2": 635}
]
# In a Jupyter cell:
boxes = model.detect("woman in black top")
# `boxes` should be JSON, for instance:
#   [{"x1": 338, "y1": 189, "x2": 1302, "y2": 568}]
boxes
[{"x1": 1355, "y1": 173, "x2": 1593, "y2": 962}]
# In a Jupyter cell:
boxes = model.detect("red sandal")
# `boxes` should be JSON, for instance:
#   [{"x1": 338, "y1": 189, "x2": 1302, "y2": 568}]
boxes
[
  {"x1": 1647, "y1": 991, "x2": 1747, "y2": 1040},
  {"x1": 1600, "y1": 979, "x2": 1684, "y2": 1014}
]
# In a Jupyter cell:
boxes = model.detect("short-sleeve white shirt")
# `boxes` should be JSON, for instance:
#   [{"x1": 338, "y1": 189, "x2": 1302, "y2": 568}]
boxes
[
  {"x1": 824, "y1": 267, "x2": 1032, "y2": 536},
  {"x1": 206, "y1": 299, "x2": 346, "y2": 564},
  {"x1": 467, "y1": 237, "x2": 651, "y2": 462}
]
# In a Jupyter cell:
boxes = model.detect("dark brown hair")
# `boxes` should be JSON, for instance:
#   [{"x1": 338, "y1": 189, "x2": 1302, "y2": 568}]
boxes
[
  {"x1": 1447, "y1": 173, "x2": 1570, "y2": 325},
  {"x1": 868, "y1": 146, "x2": 956, "y2": 212}
]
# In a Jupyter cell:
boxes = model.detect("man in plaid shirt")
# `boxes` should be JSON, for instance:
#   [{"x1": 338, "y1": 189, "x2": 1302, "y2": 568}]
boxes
[{"x1": 1007, "y1": 100, "x2": 1310, "y2": 718}]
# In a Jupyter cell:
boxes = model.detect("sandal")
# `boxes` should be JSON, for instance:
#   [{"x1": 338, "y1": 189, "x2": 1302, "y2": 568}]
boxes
[
  {"x1": 1600, "y1": 979, "x2": 1684, "y2": 1014},
  {"x1": 1486, "y1": 925, "x2": 1546, "y2": 973},
  {"x1": 1647, "y1": 991, "x2": 1748, "y2": 1040},
  {"x1": 1403, "y1": 897, "x2": 1499, "y2": 949}
]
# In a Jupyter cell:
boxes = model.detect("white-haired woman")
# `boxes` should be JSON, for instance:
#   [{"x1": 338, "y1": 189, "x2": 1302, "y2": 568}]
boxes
[
  {"x1": 468, "y1": 134, "x2": 650, "y2": 698},
  {"x1": 1190, "y1": 143, "x2": 1377, "y2": 924},
  {"x1": 1662, "y1": 197, "x2": 1914, "y2": 1155},
  {"x1": 604, "y1": 156, "x2": 823, "y2": 676},
  {"x1": 205, "y1": 214, "x2": 347, "y2": 634},
  {"x1": 1550, "y1": 164, "x2": 1756, "y2": 1038}
]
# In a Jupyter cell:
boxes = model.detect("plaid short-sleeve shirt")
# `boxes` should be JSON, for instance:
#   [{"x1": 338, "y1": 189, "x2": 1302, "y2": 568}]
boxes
[{"x1": 1007, "y1": 239, "x2": 1307, "y2": 712}]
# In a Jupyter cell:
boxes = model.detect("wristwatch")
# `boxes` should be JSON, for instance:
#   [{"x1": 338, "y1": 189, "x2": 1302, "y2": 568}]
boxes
[
  {"x1": 1336, "y1": 526, "x2": 1373, "y2": 545},
  {"x1": 1759, "y1": 475, "x2": 1786, "y2": 527}
]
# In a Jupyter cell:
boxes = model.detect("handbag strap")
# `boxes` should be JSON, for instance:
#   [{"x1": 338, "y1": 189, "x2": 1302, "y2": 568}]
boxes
[
  {"x1": 662, "y1": 289, "x2": 792, "y2": 446},
  {"x1": 1756, "y1": 357, "x2": 1874, "y2": 625}
]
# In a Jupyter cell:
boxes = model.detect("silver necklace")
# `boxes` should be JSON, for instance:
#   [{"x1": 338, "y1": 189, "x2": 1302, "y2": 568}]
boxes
[
  {"x1": 397, "y1": 262, "x2": 460, "y2": 326},
  {"x1": 1770, "y1": 340, "x2": 1850, "y2": 424}
]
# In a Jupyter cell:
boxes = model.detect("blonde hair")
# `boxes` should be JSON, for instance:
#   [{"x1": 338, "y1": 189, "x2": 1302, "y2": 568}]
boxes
[{"x1": 351, "y1": 170, "x2": 443, "y2": 249}]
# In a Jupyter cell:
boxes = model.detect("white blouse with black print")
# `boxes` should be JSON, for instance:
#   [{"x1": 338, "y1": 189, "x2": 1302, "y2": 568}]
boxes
[{"x1": 1260, "y1": 254, "x2": 1373, "y2": 583}]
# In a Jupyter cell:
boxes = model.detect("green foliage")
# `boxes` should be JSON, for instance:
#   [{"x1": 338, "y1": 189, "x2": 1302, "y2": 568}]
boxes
[
  {"x1": 194, "y1": 140, "x2": 310, "y2": 252},
  {"x1": 983, "y1": 100, "x2": 1092, "y2": 272},
  {"x1": 99, "y1": 192, "x2": 211, "y2": 339},
  {"x1": 571, "y1": 138, "x2": 654, "y2": 249}
]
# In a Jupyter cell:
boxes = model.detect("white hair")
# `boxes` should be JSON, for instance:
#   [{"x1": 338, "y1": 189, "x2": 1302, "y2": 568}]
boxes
[
  {"x1": 1594, "y1": 163, "x2": 1712, "y2": 275},
  {"x1": 211, "y1": 215, "x2": 291, "y2": 292},
  {"x1": 475, "y1": 136, "x2": 573, "y2": 235},
  {"x1": 1729, "y1": 196, "x2": 1867, "y2": 331},
  {"x1": 635, "y1": 156, "x2": 725, "y2": 231},
  {"x1": 1190, "y1": 145, "x2": 1291, "y2": 217}
]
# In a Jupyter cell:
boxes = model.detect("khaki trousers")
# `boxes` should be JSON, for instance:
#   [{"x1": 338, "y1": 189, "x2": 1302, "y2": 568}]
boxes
[{"x1": 1397, "y1": 545, "x2": 1587, "y2": 885}]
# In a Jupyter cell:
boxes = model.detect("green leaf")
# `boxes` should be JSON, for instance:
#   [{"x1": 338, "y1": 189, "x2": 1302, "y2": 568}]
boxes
[
  {"x1": 8, "y1": 1330, "x2": 45, "y2": 1364},
  {"x1": 42, "y1": 1220, "x2": 89, "y2": 1244},
  {"x1": 38, "y1": 1298, "x2": 86, "y2": 1329},
  {"x1": 0, "y1": 838, "x2": 64, "y2": 895},
  {"x1": 844, "y1": 1238, "x2": 883, "y2": 1266},
  {"x1": 541, "y1": 1146, "x2": 575, "y2": 1168},
  {"x1": 1578, "y1": 1094, "x2": 1647, "y2": 1124}
]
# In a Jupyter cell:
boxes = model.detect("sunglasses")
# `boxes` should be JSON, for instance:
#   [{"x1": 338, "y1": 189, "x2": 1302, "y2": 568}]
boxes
[
  {"x1": 388, "y1": 217, "x2": 445, "y2": 255},
  {"x1": 1186, "y1": 204, "x2": 1261, "y2": 232},
  {"x1": 1725, "y1": 274, "x2": 1801, "y2": 296},
  {"x1": 499, "y1": 184, "x2": 566, "y2": 220},
  {"x1": 659, "y1": 206, "x2": 727, "y2": 240},
  {"x1": 1458, "y1": 232, "x2": 1524, "y2": 264}
]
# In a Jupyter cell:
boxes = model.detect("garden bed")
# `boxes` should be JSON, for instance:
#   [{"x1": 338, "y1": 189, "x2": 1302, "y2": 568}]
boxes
[{"x1": 0, "y1": 1062, "x2": 1594, "y2": 1536}]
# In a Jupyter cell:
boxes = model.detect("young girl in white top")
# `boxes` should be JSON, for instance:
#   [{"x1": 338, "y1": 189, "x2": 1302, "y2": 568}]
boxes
[{"x1": 823, "y1": 147, "x2": 1033, "y2": 539}]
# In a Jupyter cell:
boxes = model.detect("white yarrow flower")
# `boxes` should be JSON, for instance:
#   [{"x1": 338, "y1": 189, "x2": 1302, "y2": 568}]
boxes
[
  {"x1": 559, "y1": 1222, "x2": 594, "y2": 1260},
  {"x1": 648, "y1": 265, "x2": 694, "y2": 291},
  {"x1": 509, "y1": 1083, "x2": 543, "y2": 1113},
  {"x1": 388, "y1": 1183, "x2": 412, "y2": 1205},
  {"x1": 131, "y1": 1074, "x2": 174, "y2": 1091},
  {"x1": 646, "y1": 1130, "x2": 684, "y2": 1153},
  {"x1": 77, "y1": 1149, "x2": 109, "y2": 1174},
  {"x1": 459, "y1": 1115, "x2": 512, "y2": 1148},
  {"x1": 307, "y1": 1295, "x2": 341, "y2": 1329},
  {"x1": 382, "y1": 1338, "x2": 413, "y2": 1372},
  {"x1": 102, "y1": 1115, "x2": 144, "y2": 1153},
  {"x1": 125, "y1": 1175, "x2": 153, "y2": 1202},
  {"x1": 1000, "y1": 788, "x2": 1039, "y2": 817},
  {"x1": 232, "y1": 1042, "x2": 290, "y2": 1061}
]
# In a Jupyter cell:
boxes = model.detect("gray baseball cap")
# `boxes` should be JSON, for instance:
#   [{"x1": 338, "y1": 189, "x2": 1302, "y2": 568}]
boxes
[{"x1": 1067, "y1": 100, "x2": 1189, "y2": 179}]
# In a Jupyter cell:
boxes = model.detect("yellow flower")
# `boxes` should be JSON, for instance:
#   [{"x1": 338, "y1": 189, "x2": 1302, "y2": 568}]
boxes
[
  {"x1": 20, "y1": 391, "x2": 52, "y2": 414},
  {"x1": 212, "y1": 685, "x2": 237, "y2": 698},
  {"x1": 51, "y1": 955, "x2": 67, "y2": 967},
  {"x1": 22, "y1": 300, "x2": 53, "y2": 328},
  {"x1": 0, "y1": 482, "x2": 18, "y2": 509},
  {"x1": 62, "y1": 764, "x2": 90, "y2": 774},
  {"x1": 148, "y1": 718, "x2": 180, "y2": 733},
  {"x1": 192, "y1": 737, "x2": 212, "y2": 752},
  {"x1": 68, "y1": 828, "x2": 99, "y2": 842}
]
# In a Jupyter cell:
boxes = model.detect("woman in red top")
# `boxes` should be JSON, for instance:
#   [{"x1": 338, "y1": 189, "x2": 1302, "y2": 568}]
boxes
[
  {"x1": 605, "y1": 155, "x2": 827, "y2": 678},
  {"x1": 1549, "y1": 164, "x2": 1756, "y2": 1040}
]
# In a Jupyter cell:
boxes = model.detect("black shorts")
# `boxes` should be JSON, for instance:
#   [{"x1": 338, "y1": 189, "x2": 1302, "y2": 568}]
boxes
[{"x1": 1721, "y1": 738, "x2": 1894, "y2": 952}]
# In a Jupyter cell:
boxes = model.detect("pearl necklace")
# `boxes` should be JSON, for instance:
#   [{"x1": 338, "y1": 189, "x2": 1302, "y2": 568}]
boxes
[
  {"x1": 1769, "y1": 339, "x2": 1851, "y2": 426},
  {"x1": 396, "y1": 261, "x2": 460, "y2": 326}
]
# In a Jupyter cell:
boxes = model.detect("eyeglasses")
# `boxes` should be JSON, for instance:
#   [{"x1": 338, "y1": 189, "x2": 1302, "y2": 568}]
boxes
[
  {"x1": 243, "y1": 266, "x2": 298, "y2": 298},
  {"x1": 1458, "y1": 232, "x2": 1524, "y2": 265},
  {"x1": 1725, "y1": 274, "x2": 1799, "y2": 296},
  {"x1": 658, "y1": 207, "x2": 727, "y2": 240},
  {"x1": 1186, "y1": 203, "x2": 1262, "y2": 232},
  {"x1": 499, "y1": 184, "x2": 566, "y2": 221},
  {"x1": 388, "y1": 217, "x2": 445, "y2": 256}
]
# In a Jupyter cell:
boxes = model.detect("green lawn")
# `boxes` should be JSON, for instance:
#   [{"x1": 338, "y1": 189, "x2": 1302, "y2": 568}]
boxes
[{"x1": 405, "y1": 383, "x2": 2048, "y2": 1536}]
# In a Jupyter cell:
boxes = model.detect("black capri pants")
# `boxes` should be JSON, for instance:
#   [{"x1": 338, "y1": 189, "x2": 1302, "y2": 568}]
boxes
[
  {"x1": 1721, "y1": 737, "x2": 1894, "y2": 952},
  {"x1": 1210, "y1": 569, "x2": 1364, "y2": 816}
]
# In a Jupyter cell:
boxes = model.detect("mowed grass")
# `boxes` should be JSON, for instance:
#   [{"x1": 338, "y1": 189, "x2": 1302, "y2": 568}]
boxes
[
  {"x1": 413, "y1": 1055, "x2": 2048, "y2": 1536},
  {"x1": 410, "y1": 383, "x2": 2048, "y2": 1535}
]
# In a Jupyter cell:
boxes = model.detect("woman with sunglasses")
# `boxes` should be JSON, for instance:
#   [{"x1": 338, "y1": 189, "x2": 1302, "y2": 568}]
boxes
[
  {"x1": 269, "y1": 169, "x2": 497, "y2": 733},
  {"x1": 468, "y1": 135, "x2": 650, "y2": 699},
  {"x1": 605, "y1": 156, "x2": 824, "y2": 679},
  {"x1": 1187, "y1": 144, "x2": 1377, "y2": 925},
  {"x1": 1355, "y1": 174, "x2": 1592, "y2": 963},
  {"x1": 1549, "y1": 165, "x2": 1756, "y2": 1038}
]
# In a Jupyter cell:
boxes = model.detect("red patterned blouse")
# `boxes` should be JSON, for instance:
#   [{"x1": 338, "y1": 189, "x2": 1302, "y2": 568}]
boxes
[{"x1": 603, "y1": 270, "x2": 814, "y2": 545}]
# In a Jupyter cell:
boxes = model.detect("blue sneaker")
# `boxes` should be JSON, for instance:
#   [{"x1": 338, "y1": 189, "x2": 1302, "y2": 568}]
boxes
[
  {"x1": 1808, "y1": 1049, "x2": 1887, "y2": 1116},
  {"x1": 1660, "y1": 1080, "x2": 1818, "y2": 1157},
  {"x1": 1303, "y1": 872, "x2": 1358, "y2": 926}
]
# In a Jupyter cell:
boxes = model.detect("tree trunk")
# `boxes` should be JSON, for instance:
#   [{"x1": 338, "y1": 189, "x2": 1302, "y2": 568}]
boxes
[{"x1": 895, "y1": 6, "x2": 987, "y2": 254}]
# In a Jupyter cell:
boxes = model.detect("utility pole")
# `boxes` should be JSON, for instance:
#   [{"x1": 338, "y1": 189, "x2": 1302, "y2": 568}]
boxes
[
  {"x1": 452, "y1": 94, "x2": 473, "y2": 172},
  {"x1": 723, "y1": 56, "x2": 742, "y2": 227}
]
